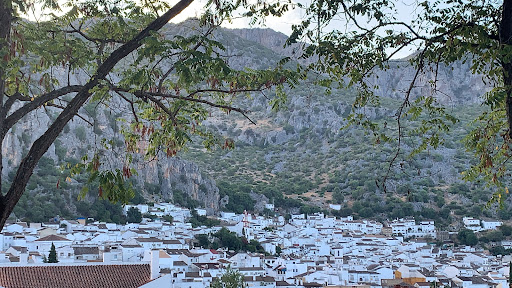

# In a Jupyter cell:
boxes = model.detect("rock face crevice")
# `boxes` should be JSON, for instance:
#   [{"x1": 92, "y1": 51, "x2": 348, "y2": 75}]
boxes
[{"x1": 158, "y1": 158, "x2": 220, "y2": 214}]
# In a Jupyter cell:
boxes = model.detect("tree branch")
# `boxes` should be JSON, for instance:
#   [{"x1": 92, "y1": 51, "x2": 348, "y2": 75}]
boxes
[
  {"x1": 1, "y1": 91, "x2": 22, "y2": 118},
  {"x1": 339, "y1": 1, "x2": 425, "y2": 40},
  {"x1": 114, "y1": 90, "x2": 139, "y2": 123},
  {"x1": 2, "y1": 85, "x2": 84, "y2": 136},
  {"x1": 0, "y1": 0, "x2": 14, "y2": 199},
  {"x1": 157, "y1": 25, "x2": 217, "y2": 92},
  {"x1": 65, "y1": 23, "x2": 127, "y2": 44},
  {"x1": 44, "y1": 102, "x2": 94, "y2": 126},
  {"x1": 113, "y1": 87, "x2": 258, "y2": 124},
  {"x1": 380, "y1": 51, "x2": 425, "y2": 193}
]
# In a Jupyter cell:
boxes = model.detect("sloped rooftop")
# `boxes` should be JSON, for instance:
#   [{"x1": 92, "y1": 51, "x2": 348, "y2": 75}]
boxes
[{"x1": 0, "y1": 264, "x2": 150, "y2": 288}]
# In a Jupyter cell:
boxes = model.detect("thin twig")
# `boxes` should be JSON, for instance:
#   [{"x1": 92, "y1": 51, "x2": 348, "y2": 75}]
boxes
[
  {"x1": 156, "y1": 26, "x2": 217, "y2": 92},
  {"x1": 381, "y1": 52, "x2": 425, "y2": 192},
  {"x1": 65, "y1": 24, "x2": 127, "y2": 44},
  {"x1": 112, "y1": 87, "x2": 258, "y2": 125},
  {"x1": 114, "y1": 90, "x2": 139, "y2": 123},
  {"x1": 45, "y1": 102, "x2": 94, "y2": 126}
]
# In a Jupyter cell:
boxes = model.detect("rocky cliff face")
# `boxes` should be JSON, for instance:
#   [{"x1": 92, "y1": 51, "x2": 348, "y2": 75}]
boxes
[
  {"x1": 157, "y1": 158, "x2": 220, "y2": 214},
  {"x1": 4, "y1": 93, "x2": 220, "y2": 214},
  {"x1": 232, "y1": 28, "x2": 488, "y2": 105},
  {"x1": 229, "y1": 28, "x2": 307, "y2": 64},
  {"x1": 369, "y1": 59, "x2": 488, "y2": 105}
]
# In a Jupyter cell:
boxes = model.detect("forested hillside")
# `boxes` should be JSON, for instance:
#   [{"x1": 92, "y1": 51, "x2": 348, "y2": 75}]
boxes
[{"x1": 5, "y1": 20, "x2": 507, "y2": 227}]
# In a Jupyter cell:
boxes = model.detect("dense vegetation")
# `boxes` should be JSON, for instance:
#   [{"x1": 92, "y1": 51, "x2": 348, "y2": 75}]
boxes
[
  {"x1": 5, "y1": 136, "x2": 134, "y2": 223},
  {"x1": 195, "y1": 227, "x2": 266, "y2": 254},
  {"x1": 5, "y1": 24, "x2": 511, "y2": 230},
  {"x1": 189, "y1": 210, "x2": 221, "y2": 228},
  {"x1": 8, "y1": 70, "x2": 510, "y2": 228},
  {"x1": 181, "y1": 81, "x2": 508, "y2": 228},
  {"x1": 457, "y1": 225, "x2": 512, "y2": 255}
]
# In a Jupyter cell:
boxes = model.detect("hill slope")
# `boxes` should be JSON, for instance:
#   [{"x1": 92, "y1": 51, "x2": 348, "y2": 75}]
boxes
[{"x1": 3, "y1": 20, "x2": 506, "y2": 226}]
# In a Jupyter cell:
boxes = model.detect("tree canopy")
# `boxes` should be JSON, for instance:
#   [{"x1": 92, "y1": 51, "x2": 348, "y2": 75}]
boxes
[
  {"x1": 194, "y1": 228, "x2": 265, "y2": 253},
  {"x1": 457, "y1": 229, "x2": 478, "y2": 246},
  {"x1": 126, "y1": 207, "x2": 142, "y2": 223},
  {"x1": 247, "y1": 0, "x2": 512, "y2": 201},
  {"x1": 210, "y1": 266, "x2": 246, "y2": 288},
  {"x1": 0, "y1": 0, "x2": 295, "y2": 230}
]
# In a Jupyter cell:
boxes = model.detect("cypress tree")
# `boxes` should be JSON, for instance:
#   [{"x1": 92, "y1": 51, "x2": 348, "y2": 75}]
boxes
[{"x1": 48, "y1": 243, "x2": 58, "y2": 263}]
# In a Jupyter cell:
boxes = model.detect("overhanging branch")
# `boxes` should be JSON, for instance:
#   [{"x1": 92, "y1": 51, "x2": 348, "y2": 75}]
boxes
[
  {"x1": 3, "y1": 85, "x2": 84, "y2": 136},
  {"x1": 113, "y1": 87, "x2": 258, "y2": 125}
]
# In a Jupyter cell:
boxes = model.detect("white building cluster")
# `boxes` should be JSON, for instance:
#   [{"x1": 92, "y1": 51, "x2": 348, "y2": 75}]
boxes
[
  {"x1": 388, "y1": 218, "x2": 436, "y2": 238},
  {"x1": 463, "y1": 217, "x2": 503, "y2": 232},
  {"x1": 0, "y1": 205, "x2": 510, "y2": 288}
]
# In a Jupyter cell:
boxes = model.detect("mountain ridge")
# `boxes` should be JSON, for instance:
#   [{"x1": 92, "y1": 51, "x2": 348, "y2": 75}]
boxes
[{"x1": 3, "y1": 20, "x2": 506, "y2": 226}]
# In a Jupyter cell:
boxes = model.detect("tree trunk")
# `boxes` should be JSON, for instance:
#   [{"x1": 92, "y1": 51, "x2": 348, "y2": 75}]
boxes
[
  {"x1": 0, "y1": 0, "x2": 13, "y2": 225},
  {"x1": 0, "y1": 0, "x2": 194, "y2": 230},
  {"x1": 0, "y1": 0, "x2": 11, "y2": 101},
  {"x1": 501, "y1": 0, "x2": 512, "y2": 137}
]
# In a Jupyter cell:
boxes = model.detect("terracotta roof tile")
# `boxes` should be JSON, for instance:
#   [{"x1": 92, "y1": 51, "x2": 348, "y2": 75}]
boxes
[
  {"x1": 35, "y1": 235, "x2": 69, "y2": 242},
  {"x1": 0, "y1": 264, "x2": 150, "y2": 288}
]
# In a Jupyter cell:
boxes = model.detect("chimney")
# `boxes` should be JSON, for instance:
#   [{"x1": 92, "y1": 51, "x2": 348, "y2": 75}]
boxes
[
  {"x1": 150, "y1": 249, "x2": 160, "y2": 280},
  {"x1": 103, "y1": 252, "x2": 111, "y2": 263},
  {"x1": 19, "y1": 253, "x2": 28, "y2": 264}
]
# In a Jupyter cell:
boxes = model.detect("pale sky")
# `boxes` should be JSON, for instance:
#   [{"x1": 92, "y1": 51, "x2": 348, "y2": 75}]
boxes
[
  {"x1": 170, "y1": 0, "x2": 305, "y2": 36},
  {"x1": 171, "y1": 0, "x2": 421, "y2": 58},
  {"x1": 26, "y1": 0, "x2": 421, "y2": 58}
]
